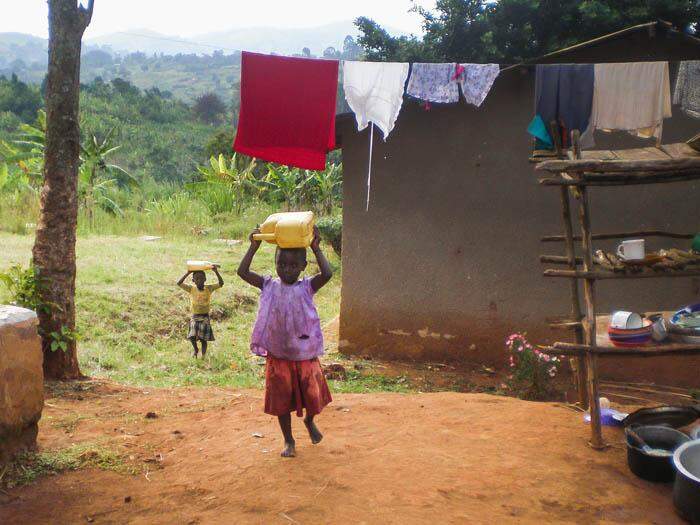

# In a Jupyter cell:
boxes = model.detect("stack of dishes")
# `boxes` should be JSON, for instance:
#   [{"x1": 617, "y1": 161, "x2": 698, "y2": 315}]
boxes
[
  {"x1": 608, "y1": 320, "x2": 653, "y2": 347},
  {"x1": 669, "y1": 303, "x2": 700, "y2": 344}
]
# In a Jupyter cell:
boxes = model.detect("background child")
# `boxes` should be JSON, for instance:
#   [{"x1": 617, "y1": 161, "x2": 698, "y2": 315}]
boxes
[
  {"x1": 237, "y1": 226, "x2": 333, "y2": 458},
  {"x1": 177, "y1": 266, "x2": 223, "y2": 358}
]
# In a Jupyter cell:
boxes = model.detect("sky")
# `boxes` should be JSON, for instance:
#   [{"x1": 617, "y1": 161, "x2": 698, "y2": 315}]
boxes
[{"x1": 0, "y1": 0, "x2": 434, "y2": 38}]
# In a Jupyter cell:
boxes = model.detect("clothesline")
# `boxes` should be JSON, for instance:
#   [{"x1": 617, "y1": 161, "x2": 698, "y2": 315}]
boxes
[{"x1": 232, "y1": 51, "x2": 700, "y2": 212}]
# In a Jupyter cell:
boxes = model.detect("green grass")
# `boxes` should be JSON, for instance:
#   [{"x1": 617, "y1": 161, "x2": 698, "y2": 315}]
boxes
[
  {"x1": 1, "y1": 442, "x2": 135, "y2": 489},
  {"x1": 0, "y1": 232, "x2": 391, "y2": 391}
]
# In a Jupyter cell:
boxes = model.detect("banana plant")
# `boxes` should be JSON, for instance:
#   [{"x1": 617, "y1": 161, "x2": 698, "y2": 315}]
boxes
[
  {"x1": 79, "y1": 128, "x2": 137, "y2": 224},
  {"x1": 310, "y1": 164, "x2": 342, "y2": 214},
  {"x1": 264, "y1": 166, "x2": 308, "y2": 211},
  {"x1": 193, "y1": 153, "x2": 257, "y2": 214},
  {"x1": 0, "y1": 110, "x2": 46, "y2": 187}
]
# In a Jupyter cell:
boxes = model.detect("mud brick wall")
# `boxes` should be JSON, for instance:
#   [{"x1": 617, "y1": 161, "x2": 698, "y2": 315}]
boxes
[{"x1": 0, "y1": 306, "x2": 43, "y2": 463}]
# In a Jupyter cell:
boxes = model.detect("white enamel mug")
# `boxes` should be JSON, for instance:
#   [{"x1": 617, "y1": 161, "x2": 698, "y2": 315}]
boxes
[
  {"x1": 616, "y1": 239, "x2": 645, "y2": 261},
  {"x1": 610, "y1": 311, "x2": 643, "y2": 329}
]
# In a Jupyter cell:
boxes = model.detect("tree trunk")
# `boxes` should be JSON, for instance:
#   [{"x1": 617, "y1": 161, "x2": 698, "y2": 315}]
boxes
[{"x1": 33, "y1": 0, "x2": 94, "y2": 380}]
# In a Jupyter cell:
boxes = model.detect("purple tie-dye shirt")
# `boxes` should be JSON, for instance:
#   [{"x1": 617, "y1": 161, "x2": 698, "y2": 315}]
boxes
[{"x1": 250, "y1": 276, "x2": 324, "y2": 361}]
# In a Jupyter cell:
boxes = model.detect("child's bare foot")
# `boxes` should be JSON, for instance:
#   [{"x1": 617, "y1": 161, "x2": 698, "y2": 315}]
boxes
[
  {"x1": 304, "y1": 417, "x2": 323, "y2": 444},
  {"x1": 281, "y1": 440, "x2": 296, "y2": 457}
]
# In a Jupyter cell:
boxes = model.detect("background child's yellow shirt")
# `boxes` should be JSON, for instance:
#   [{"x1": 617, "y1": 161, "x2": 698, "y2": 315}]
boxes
[{"x1": 179, "y1": 283, "x2": 221, "y2": 315}]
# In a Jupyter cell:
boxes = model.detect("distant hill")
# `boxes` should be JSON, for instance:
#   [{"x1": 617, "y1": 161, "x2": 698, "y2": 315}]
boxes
[
  {"x1": 86, "y1": 20, "x2": 361, "y2": 56},
  {"x1": 0, "y1": 21, "x2": 372, "y2": 102},
  {"x1": 0, "y1": 33, "x2": 48, "y2": 68}
]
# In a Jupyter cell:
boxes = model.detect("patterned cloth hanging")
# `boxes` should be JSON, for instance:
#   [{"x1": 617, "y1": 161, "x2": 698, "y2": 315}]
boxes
[
  {"x1": 458, "y1": 63, "x2": 500, "y2": 107},
  {"x1": 674, "y1": 60, "x2": 700, "y2": 119},
  {"x1": 406, "y1": 63, "x2": 461, "y2": 104}
]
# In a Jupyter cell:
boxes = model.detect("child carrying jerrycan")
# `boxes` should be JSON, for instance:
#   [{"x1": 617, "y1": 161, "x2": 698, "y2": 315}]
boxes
[
  {"x1": 177, "y1": 261, "x2": 223, "y2": 358},
  {"x1": 237, "y1": 211, "x2": 334, "y2": 458}
]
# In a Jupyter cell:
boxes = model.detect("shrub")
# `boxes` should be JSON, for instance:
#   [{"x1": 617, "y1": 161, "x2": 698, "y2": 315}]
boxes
[
  {"x1": 316, "y1": 216, "x2": 342, "y2": 256},
  {"x1": 0, "y1": 263, "x2": 42, "y2": 311},
  {"x1": 505, "y1": 333, "x2": 561, "y2": 400}
]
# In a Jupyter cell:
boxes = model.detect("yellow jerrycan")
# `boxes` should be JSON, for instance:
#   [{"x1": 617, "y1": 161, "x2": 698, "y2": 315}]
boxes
[{"x1": 253, "y1": 211, "x2": 315, "y2": 248}]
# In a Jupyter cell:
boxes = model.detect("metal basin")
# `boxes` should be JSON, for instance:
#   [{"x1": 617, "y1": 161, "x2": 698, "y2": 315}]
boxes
[{"x1": 673, "y1": 440, "x2": 700, "y2": 523}]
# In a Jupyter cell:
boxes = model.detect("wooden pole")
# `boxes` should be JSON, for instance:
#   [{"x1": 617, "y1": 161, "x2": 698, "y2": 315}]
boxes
[
  {"x1": 541, "y1": 230, "x2": 695, "y2": 243},
  {"x1": 577, "y1": 185, "x2": 604, "y2": 449},
  {"x1": 536, "y1": 156, "x2": 700, "y2": 173},
  {"x1": 543, "y1": 268, "x2": 700, "y2": 279},
  {"x1": 567, "y1": 130, "x2": 587, "y2": 409}
]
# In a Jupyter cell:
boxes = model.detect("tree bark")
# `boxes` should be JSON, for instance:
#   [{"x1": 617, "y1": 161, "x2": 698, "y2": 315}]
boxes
[{"x1": 33, "y1": 0, "x2": 94, "y2": 380}]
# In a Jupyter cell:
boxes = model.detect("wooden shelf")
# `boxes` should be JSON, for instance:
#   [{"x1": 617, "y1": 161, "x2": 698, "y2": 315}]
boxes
[
  {"x1": 543, "y1": 266, "x2": 700, "y2": 280},
  {"x1": 541, "y1": 312, "x2": 700, "y2": 357},
  {"x1": 533, "y1": 139, "x2": 700, "y2": 450},
  {"x1": 536, "y1": 143, "x2": 700, "y2": 186}
]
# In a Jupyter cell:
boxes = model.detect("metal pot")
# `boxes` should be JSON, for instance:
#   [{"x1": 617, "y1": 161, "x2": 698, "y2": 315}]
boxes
[
  {"x1": 623, "y1": 405, "x2": 700, "y2": 429},
  {"x1": 626, "y1": 425, "x2": 690, "y2": 483},
  {"x1": 673, "y1": 440, "x2": 700, "y2": 524}
]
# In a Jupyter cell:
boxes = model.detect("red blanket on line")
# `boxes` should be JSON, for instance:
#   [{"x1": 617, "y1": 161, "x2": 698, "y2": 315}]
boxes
[{"x1": 233, "y1": 51, "x2": 339, "y2": 170}]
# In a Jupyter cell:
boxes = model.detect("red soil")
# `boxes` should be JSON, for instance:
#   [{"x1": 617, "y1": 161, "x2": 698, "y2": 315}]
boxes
[{"x1": 0, "y1": 380, "x2": 684, "y2": 524}]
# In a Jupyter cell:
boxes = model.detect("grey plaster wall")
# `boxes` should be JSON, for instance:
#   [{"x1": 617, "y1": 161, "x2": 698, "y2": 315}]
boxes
[{"x1": 337, "y1": 59, "x2": 700, "y2": 387}]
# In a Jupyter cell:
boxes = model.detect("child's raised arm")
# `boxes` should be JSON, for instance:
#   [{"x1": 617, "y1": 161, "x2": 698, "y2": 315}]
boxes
[
  {"x1": 177, "y1": 270, "x2": 192, "y2": 289},
  {"x1": 237, "y1": 228, "x2": 265, "y2": 289},
  {"x1": 212, "y1": 265, "x2": 224, "y2": 287},
  {"x1": 310, "y1": 226, "x2": 333, "y2": 292}
]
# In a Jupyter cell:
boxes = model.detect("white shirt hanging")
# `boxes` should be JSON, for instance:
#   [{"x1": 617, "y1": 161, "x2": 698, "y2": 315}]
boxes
[
  {"x1": 343, "y1": 61, "x2": 410, "y2": 140},
  {"x1": 343, "y1": 61, "x2": 409, "y2": 211},
  {"x1": 586, "y1": 62, "x2": 671, "y2": 144}
]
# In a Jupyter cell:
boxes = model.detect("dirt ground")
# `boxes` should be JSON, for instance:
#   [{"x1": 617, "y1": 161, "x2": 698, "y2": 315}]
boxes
[{"x1": 0, "y1": 381, "x2": 686, "y2": 525}]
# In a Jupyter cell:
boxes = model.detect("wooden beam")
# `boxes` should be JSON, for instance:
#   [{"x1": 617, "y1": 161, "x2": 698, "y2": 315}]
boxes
[
  {"x1": 552, "y1": 341, "x2": 700, "y2": 357},
  {"x1": 540, "y1": 255, "x2": 584, "y2": 265},
  {"x1": 536, "y1": 156, "x2": 700, "y2": 173},
  {"x1": 539, "y1": 170, "x2": 700, "y2": 186},
  {"x1": 541, "y1": 230, "x2": 695, "y2": 243},
  {"x1": 543, "y1": 267, "x2": 700, "y2": 279}
]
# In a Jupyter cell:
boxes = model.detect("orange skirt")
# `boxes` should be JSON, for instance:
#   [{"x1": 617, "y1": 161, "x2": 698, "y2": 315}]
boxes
[{"x1": 264, "y1": 356, "x2": 332, "y2": 417}]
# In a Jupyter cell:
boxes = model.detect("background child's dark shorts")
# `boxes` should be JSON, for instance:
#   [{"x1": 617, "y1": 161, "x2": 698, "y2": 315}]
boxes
[
  {"x1": 264, "y1": 356, "x2": 332, "y2": 417},
  {"x1": 188, "y1": 314, "x2": 214, "y2": 341}
]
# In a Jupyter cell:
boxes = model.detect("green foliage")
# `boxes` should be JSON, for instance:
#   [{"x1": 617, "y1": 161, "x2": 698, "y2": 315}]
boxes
[
  {"x1": 192, "y1": 153, "x2": 257, "y2": 214},
  {"x1": 204, "y1": 128, "x2": 236, "y2": 159},
  {"x1": 317, "y1": 216, "x2": 342, "y2": 256},
  {"x1": 356, "y1": 1, "x2": 700, "y2": 62},
  {"x1": 79, "y1": 78, "x2": 216, "y2": 183},
  {"x1": 192, "y1": 92, "x2": 227, "y2": 124},
  {"x1": 49, "y1": 326, "x2": 79, "y2": 353},
  {"x1": 0, "y1": 74, "x2": 43, "y2": 122},
  {"x1": 2, "y1": 442, "x2": 133, "y2": 489},
  {"x1": 79, "y1": 127, "x2": 137, "y2": 220},
  {"x1": 0, "y1": 263, "x2": 41, "y2": 310}
]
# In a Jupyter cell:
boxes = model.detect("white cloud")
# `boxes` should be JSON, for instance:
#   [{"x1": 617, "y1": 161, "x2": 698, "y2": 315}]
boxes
[{"x1": 0, "y1": 0, "x2": 434, "y2": 38}]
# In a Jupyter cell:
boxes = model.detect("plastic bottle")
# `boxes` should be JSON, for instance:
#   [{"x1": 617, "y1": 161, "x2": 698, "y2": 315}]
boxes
[{"x1": 253, "y1": 211, "x2": 315, "y2": 248}]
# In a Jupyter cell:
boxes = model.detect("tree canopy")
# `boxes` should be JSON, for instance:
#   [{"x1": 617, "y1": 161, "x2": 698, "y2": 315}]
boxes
[{"x1": 356, "y1": 0, "x2": 700, "y2": 62}]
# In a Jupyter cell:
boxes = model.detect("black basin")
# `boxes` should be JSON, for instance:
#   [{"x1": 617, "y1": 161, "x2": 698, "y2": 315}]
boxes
[{"x1": 626, "y1": 425, "x2": 690, "y2": 483}]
